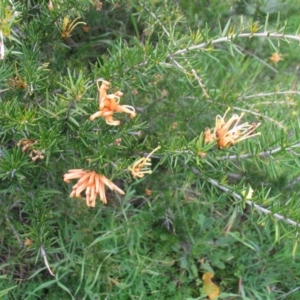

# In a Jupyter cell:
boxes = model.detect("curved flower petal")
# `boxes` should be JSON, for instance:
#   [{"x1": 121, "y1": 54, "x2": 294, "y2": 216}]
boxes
[
  {"x1": 115, "y1": 105, "x2": 136, "y2": 118},
  {"x1": 97, "y1": 79, "x2": 110, "y2": 107},
  {"x1": 64, "y1": 169, "x2": 124, "y2": 207}
]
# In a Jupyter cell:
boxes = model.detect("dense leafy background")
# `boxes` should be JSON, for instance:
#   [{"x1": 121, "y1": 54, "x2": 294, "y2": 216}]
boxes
[{"x1": 1, "y1": 0, "x2": 300, "y2": 299}]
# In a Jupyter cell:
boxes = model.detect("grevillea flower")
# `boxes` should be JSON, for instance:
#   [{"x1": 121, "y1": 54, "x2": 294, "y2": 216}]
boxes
[
  {"x1": 128, "y1": 146, "x2": 161, "y2": 178},
  {"x1": 204, "y1": 108, "x2": 261, "y2": 149},
  {"x1": 270, "y1": 52, "x2": 283, "y2": 64},
  {"x1": 90, "y1": 79, "x2": 136, "y2": 125},
  {"x1": 60, "y1": 16, "x2": 86, "y2": 39},
  {"x1": 63, "y1": 169, "x2": 124, "y2": 207},
  {"x1": 17, "y1": 139, "x2": 45, "y2": 161}
]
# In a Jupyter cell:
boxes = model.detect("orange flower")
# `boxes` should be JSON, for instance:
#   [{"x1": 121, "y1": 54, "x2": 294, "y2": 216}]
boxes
[
  {"x1": 128, "y1": 146, "x2": 160, "y2": 178},
  {"x1": 24, "y1": 238, "x2": 33, "y2": 246},
  {"x1": 205, "y1": 108, "x2": 261, "y2": 149},
  {"x1": 90, "y1": 79, "x2": 136, "y2": 125},
  {"x1": 270, "y1": 52, "x2": 283, "y2": 64},
  {"x1": 145, "y1": 188, "x2": 152, "y2": 196},
  {"x1": 17, "y1": 139, "x2": 45, "y2": 161},
  {"x1": 92, "y1": 0, "x2": 103, "y2": 11},
  {"x1": 63, "y1": 169, "x2": 124, "y2": 207},
  {"x1": 29, "y1": 149, "x2": 45, "y2": 161}
]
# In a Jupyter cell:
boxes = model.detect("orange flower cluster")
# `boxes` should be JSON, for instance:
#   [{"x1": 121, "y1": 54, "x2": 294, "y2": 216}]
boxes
[
  {"x1": 128, "y1": 146, "x2": 161, "y2": 178},
  {"x1": 204, "y1": 108, "x2": 261, "y2": 149},
  {"x1": 90, "y1": 80, "x2": 136, "y2": 125},
  {"x1": 63, "y1": 169, "x2": 125, "y2": 207},
  {"x1": 17, "y1": 139, "x2": 45, "y2": 161},
  {"x1": 92, "y1": 0, "x2": 103, "y2": 10}
]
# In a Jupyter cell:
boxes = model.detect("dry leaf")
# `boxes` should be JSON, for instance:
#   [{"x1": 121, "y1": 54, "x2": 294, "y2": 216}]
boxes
[{"x1": 202, "y1": 272, "x2": 220, "y2": 299}]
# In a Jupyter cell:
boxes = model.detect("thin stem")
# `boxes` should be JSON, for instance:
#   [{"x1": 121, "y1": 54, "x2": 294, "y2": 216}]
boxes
[
  {"x1": 167, "y1": 32, "x2": 300, "y2": 58},
  {"x1": 169, "y1": 57, "x2": 210, "y2": 98},
  {"x1": 189, "y1": 167, "x2": 300, "y2": 228},
  {"x1": 207, "y1": 177, "x2": 300, "y2": 228},
  {"x1": 217, "y1": 143, "x2": 300, "y2": 161},
  {"x1": 142, "y1": 5, "x2": 170, "y2": 37},
  {"x1": 238, "y1": 91, "x2": 300, "y2": 100},
  {"x1": 276, "y1": 286, "x2": 300, "y2": 299},
  {"x1": 234, "y1": 45, "x2": 278, "y2": 73},
  {"x1": 191, "y1": 69, "x2": 210, "y2": 99}
]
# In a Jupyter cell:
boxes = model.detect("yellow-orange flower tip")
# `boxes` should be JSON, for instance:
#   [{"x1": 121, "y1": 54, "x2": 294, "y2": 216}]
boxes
[
  {"x1": 204, "y1": 109, "x2": 261, "y2": 149},
  {"x1": 204, "y1": 128, "x2": 215, "y2": 144},
  {"x1": 116, "y1": 104, "x2": 136, "y2": 118},
  {"x1": 105, "y1": 116, "x2": 121, "y2": 126},
  {"x1": 128, "y1": 146, "x2": 161, "y2": 178},
  {"x1": 64, "y1": 169, "x2": 124, "y2": 207},
  {"x1": 96, "y1": 79, "x2": 110, "y2": 90},
  {"x1": 63, "y1": 169, "x2": 86, "y2": 182},
  {"x1": 61, "y1": 16, "x2": 86, "y2": 39},
  {"x1": 114, "y1": 91, "x2": 124, "y2": 97},
  {"x1": 90, "y1": 111, "x2": 102, "y2": 121}
]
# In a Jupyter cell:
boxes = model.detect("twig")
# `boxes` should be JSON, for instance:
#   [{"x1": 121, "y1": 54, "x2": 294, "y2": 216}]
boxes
[
  {"x1": 141, "y1": 5, "x2": 170, "y2": 37},
  {"x1": 276, "y1": 286, "x2": 300, "y2": 299},
  {"x1": 207, "y1": 177, "x2": 300, "y2": 228},
  {"x1": 168, "y1": 58, "x2": 210, "y2": 98},
  {"x1": 167, "y1": 32, "x2": 300, "y2": 58},
  {"x1": 191, "y1": 69, "x2": 210, "y2": 98},
  {"x1": 251, "y1": 101, "x2": 294, "y2": 105},
  {"x1": 229, "y1": 106, "x2": 285, "y2": 128},
  {"x1": 238, "y1": 91, "x2": 300, "y2": 101},
  {"x1": 217, "y1": 143, "x2": 300, "y2": 161},
  {"x1": 234, "y1": 45, "x2": 278, "y2": 73},
  {"x1": 189, "y1": 167, "x2": 300, "y2": 228},
  {"x1": 238, "y1": 277, "x2": 243, "y2": 296}
]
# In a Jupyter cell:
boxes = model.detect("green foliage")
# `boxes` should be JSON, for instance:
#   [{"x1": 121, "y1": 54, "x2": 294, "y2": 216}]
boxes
[{"x1": 1, "y1": 0, "x2": 300, "y2": 299}]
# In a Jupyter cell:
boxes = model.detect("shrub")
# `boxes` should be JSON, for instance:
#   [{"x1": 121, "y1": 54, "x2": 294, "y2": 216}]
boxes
[{"x1": 1, "y1": 0, "x2": 300, "y2": 299}]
